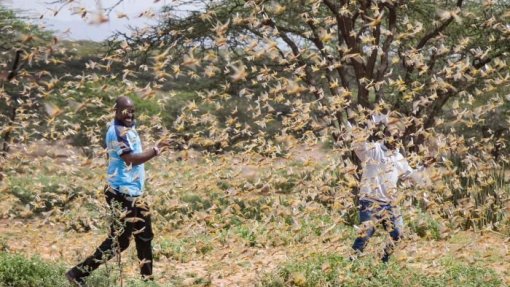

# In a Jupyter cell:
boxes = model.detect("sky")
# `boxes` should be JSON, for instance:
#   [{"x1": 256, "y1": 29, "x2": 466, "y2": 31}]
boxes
[{"x1": 0, "y1": 0, "x2": 171, "y2": 41}]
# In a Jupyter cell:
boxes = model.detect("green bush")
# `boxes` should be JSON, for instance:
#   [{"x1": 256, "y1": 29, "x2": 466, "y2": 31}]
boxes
[
  {"x1": 180, "y1": 193, "x2": 212, "y2": 213},
  {"x1": 0, "y1": 252, "x2": 162, "y2": 287},
  {"x1": 7, "y1": 174, "x2": 84, "y2": 218},
  {"x1": 0, "y1": 252, "x2": 67, "y2": 287},
  {"x1": 407, "y1": 209, "x2": 442, "y2": 240}
]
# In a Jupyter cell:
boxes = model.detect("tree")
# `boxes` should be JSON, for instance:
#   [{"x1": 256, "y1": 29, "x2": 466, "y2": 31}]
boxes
[
  {"x1": 1, "y1": 7, "x2": 37, "y2": 154},
  {"x1": 102, "y1": 0, "x2": 509, "y2": 156},
  {"x1": 0, "y1": 6, "x2": 115, "y2": 155},
  {"x1": 4, "y1": 0, "x2": 508, "y2": 228}
]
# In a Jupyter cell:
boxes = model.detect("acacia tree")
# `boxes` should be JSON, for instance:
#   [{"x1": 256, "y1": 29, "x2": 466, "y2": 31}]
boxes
[
  {"x1": 15, "y1": 0, "x2": 509, "y2": 229},
  {"x1": 102, "y1": 0, "x2": 510, "y2": 156}
]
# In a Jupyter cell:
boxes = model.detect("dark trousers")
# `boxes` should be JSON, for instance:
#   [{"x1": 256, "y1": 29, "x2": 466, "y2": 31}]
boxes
[
  {"x1": 352, "y1": 199, "x2": 401, "y2": 261},
  {"x1": 70, "y1": 187, "x2": 154, "y2": 279}
]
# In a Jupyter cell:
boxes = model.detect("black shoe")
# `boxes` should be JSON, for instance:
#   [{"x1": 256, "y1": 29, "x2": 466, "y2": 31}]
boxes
[{"x1": 66, "y1": 268, "x2": 85, "y2": 287}]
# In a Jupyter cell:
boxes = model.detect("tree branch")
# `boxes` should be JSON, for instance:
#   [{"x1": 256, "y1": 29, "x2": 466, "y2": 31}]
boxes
[
  {"x1": 323, "y1": 0, "x2": 370, "y2": 106},
  {"x1": 305, "y1": 19, "x2": 349, "y2": 91},
  {"x1": 322, "y1": 0, "x2": 355, "y2": 49},
  {"x1": 260, "y1": 17, "x2": 323, "y2": 100},
  {"x1": 7, "y1": 50, "x2": 24, "y2": 81},
  {"x1": 415, "y1": 0, "x2": 464, "y2": 50},
  {"x1": 473, "y1": 49, "x2": 507, "y2": 69},
  {"x1": 375, "y1": 3, "x2": 397, "y2": 83}
]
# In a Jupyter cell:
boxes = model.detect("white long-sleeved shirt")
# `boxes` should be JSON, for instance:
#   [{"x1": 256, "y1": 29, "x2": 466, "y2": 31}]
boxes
[{"x1": 353, "y1": 141, "x2": 419, "y2": 204}]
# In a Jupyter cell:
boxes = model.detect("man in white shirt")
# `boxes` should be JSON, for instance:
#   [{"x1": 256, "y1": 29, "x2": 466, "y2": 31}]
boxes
[{"x1": 350, "y1": 114, "x2": 424, "y2": 262}]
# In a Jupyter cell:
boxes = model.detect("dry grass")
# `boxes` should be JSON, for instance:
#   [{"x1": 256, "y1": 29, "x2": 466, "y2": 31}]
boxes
[{"x1": 1, "y1": 144, "x2": 509, "y2": 286}]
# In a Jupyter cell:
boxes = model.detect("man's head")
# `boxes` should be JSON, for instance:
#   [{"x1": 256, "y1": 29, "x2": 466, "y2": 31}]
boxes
[
  {"x1": 114, "y1": 96, "x2": 135, "y2": 127},
  {"x1": 368, "y1": 112, "x2": 403, "y2": 149},
  {"x1": 368, "y1": 122, "x2": 387, "y2": 142}
]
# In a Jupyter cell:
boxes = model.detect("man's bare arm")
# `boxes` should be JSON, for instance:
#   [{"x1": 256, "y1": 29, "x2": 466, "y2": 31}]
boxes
[
  {"x1": 121, "y1": 141, "x2": 172, "y2": 165},
  {"x1": 121, "y1": 148, "x2": 158, "y2": 166}
]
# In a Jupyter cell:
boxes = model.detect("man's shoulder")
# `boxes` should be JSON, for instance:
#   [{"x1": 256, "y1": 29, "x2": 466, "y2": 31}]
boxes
[
  {"x1": 106, "y1": 122, "x2": 119, "y2": 138},
  {"x1": 107, "y1": 122, "x2": 136, "y2": 137}
]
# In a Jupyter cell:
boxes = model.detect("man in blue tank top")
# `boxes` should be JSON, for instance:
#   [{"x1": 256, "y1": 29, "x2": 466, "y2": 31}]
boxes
[{"x1": 66, "y1": 96, "x2": 171, "y2": 286}]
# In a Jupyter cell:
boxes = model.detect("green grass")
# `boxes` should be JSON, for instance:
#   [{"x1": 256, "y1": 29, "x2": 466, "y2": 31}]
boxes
[
  {"x1": 2, "y1": 148, "x2": 509, "y2": 286},
  {"x1": 179, "y1": 193, "x2": 213, "y2": 214},
  {"x1": 259, "y1": 253, "x2": 503, "y2": 287},
  {"x1": 0, "y1": 251, "x2": 503, "y2": 287},
  {"x1": 154, "y1": 233, "x2": 214, "y2": 263}
]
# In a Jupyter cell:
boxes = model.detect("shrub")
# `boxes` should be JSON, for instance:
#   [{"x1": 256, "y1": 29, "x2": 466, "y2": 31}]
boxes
[
  {"x1": 7, "y1": 174, "x2": 84, "y2": 218},
  {"x1": 180, "y1": 193, "x2": 212, "y2": 214},
  {"x1": 407, "y1": 208, "x2": 443, "y2": 240},
  {"x1": 0, "y1": 252, "x2": 162, "y2": 287},
  {"x1": 0, "y1": 252, "x2": 67, "y2": 287}
]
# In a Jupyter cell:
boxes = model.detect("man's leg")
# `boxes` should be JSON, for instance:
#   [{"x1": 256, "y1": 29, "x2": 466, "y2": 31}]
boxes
[
  {"x1": 381, "y1": 205, "x2": 402, "y2": 263},
  {"x1": 133, "y1": 199, "x2": 154, "y2": 279},
  {"x1": 67, "y1": 191, "x2": 133, "y2": 282},
  {"x1": 352, "y1": 200, "x2": 376, "y2": 254}
]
